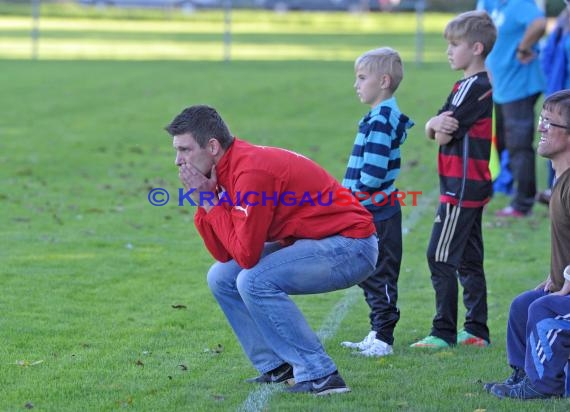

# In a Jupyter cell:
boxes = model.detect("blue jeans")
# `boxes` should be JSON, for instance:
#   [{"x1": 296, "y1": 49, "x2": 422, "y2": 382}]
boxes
[{"x1": 207, "y1": 234, "x2": 378, "y2": 383}]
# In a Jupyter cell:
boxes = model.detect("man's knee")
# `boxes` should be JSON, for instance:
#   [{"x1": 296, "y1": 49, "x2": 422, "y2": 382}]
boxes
[
  {"x1": 235, "y1": 267, "x2": 266, "y2": 299},
  {"x1": 509, "y1": 290, "x2": 539, "y2": 317},
  {"x1": 207, "y1": 261, "x2": 237, "y2": 293}
]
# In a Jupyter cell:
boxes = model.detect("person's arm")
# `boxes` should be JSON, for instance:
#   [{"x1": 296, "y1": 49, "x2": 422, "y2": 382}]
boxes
[
  {"x1": 178, "y1": 163, "x2": 233, "y2": 262},
  {"x1": 425, "y1": 111, "x2": 457, "y2": 145},
  {"x1": 535, "y1": 273, "x2": 553, "y2": 292},
  {"x1": 355, "y1": 112, "x2": 412, "y2": 192},
  {"x1": 551, "y1": 265, "x2": 570, "y2": 296},
  {"x1": 516, "y1": 17, "x2": 547, "y2": 63},
  {"x1": 194, "y1": 207, "x2": 232, "y2": 263},
  {"x1": 200, "y1": 171, "x2": 277, "y2": 269},
  {"x1": 434, "y1": 133, "x2": 453, "y2": 145}
]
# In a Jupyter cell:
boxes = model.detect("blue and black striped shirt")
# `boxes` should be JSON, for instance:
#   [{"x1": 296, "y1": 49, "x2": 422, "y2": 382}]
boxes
[{"x1": 342, "y1": 97, "x2": 414, "y2": 221}]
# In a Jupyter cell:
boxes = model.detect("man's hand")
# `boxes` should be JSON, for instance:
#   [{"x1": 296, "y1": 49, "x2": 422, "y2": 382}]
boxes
[
  {"x1": 551, "y1": 280, "x2": 570, "y2": 296},
  {"x1": 535, "y1": 274, "x2": 553, "y2": 292},
  {"x1": 551, "y1": 265, "x2": 570, "y2": 296},
  {"x1": 516, "y1": 48, "x2": 536, "y2": 64},
  {"x1": 179, "y1": 164, "x2": 218, "y2": 210}
]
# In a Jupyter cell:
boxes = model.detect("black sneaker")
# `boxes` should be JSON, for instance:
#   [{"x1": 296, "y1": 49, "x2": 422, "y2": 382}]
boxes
[
  {"x1": 490, "y1": 376, "x2": 561, "y2": 400},
  {"x1": 245, "y1": 363, "x2": 293, "y2": 384},
  {"x1": 483, "y1": 367, "x2": 525, "y2": 392},
  {"x1": 285, "y1": 371, "x2": 350, "y2": 395}
]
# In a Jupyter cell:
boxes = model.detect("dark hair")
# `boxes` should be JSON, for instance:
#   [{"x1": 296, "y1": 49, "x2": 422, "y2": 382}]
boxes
[
  {"x1": 543, "y1": 90, "x2": 570, "y2": 123},
  {"x1": 165, "y1": 105, "x2": 234, "y2": 149}
]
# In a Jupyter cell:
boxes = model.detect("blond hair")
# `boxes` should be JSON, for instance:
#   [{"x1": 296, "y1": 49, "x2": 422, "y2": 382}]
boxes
[
  {"x1": 444, "y1": 11, "x2": 496, "y2": 58},
  {"x1": 355, "y1": 47, "x2": 403, "y2": 93}
]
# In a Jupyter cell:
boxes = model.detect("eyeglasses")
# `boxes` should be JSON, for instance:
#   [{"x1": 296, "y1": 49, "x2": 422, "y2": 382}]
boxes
[{"x1": 538, "y1": 115, "x2": 569, "y2": 131}]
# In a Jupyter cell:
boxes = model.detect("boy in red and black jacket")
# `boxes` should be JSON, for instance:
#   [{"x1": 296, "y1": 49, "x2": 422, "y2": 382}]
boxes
[{"x1": 411, "y1": 11, "x2": 496, "y2": 349}]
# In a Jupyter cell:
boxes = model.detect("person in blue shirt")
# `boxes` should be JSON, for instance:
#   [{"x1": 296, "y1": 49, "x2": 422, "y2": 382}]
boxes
[
  {"x1": 482, "y1": 0, "x2": 546, "y2": 217},
  {"x1": 340, "y1": 47, "x2": 414, "y2": 357}
]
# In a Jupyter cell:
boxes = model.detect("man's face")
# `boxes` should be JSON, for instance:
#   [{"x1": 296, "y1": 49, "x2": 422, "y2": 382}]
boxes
[
  {"x1": 173, "y1": 133, "x2": 215, "y2": 177},
  {"x1": 537, "y1": 109, "x2": 570, "y2": 161}
]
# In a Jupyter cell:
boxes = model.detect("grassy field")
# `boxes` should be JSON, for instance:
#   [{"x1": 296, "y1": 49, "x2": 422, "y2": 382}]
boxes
[{"x1": 0, "y1": 6, "x2": 565, "y2": 412}]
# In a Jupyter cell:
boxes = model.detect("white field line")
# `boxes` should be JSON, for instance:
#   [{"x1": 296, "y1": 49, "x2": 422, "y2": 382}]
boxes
[{"x1": 238, "y1": 189, "x2": 438, "y2": 412}]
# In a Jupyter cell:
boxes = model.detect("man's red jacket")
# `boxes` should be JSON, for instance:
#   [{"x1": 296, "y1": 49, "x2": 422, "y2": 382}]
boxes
[{"x1": 194, "y1": 138, "x2": 375, "y2": 269}]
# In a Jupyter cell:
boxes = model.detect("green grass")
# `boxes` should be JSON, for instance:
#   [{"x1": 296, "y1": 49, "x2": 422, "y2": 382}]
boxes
[
  {"x1": 0, "y1": 7, "x2": 451, "y2": 60},
  {"x1": 0, "y1": 7, "x2": 566, "y2": 412}
]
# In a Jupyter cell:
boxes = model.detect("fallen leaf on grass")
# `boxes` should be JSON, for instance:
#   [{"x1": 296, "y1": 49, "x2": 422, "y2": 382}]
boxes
[
  {"x1": 116, "y1": 396, "x2": 133, "y2": 408},
  {"x1": 204, "y1": 344, "x2": 224, "y2": 354},
  {"x1": 15, "y1": 360, "x2": 44, "y2": 367},
  {"x1": 16, "y1": 168, "x2": 33, "y2": 176},
  {"x1": 374, "y1": 357, "x2": 392, "y2": 366},
  {"x1": 171, "y1": 304, "x2": 187, "y2": 309}
]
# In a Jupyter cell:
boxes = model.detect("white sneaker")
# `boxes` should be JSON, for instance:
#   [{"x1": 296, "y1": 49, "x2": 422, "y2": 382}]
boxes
[
  {"x1": 356, "y1": 339, "x2": 393, "y2": 357},
  {"x1": 340, "y1": 331, "x2": 376, "y2": 350}
]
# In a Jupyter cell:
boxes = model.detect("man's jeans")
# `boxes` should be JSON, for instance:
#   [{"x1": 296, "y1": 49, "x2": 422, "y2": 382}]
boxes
[{"x1": 207, "y1": 234, "x2": 378, "y2": 383}]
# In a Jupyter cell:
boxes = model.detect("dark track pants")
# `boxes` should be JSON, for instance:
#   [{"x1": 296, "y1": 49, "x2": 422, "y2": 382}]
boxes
[
  {"x1": 426, "y1": 203, "x2": 489, "y2": 345},
  {"x1": 358, "y1": 211, "x2": 402, "y2": 345}
]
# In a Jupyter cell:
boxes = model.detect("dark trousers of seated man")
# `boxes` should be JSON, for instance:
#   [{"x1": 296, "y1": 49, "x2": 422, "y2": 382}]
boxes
[{"x1": 507, "y1": 290, "x2": 570, "y2": 396}]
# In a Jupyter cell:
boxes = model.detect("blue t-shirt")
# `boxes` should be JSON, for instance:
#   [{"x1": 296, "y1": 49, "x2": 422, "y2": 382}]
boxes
[
  {"x1": 541, "y1": 11, "x2": 570, "y2": 95},
  {"x1": 485, "y1": 0, "x2": 545, "y2": 103}
]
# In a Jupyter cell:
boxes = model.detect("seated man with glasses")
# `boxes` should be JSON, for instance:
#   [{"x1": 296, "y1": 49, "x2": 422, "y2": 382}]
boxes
[{"x1": 483, "y1": 90, "x2": 570, "y2": 400}]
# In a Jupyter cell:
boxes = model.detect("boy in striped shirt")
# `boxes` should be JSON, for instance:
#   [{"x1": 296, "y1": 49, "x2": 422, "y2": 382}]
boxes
[
  {"x1": 411, "y1": 11, "x2": 496, "y2": 349},
  {"x1": 340, "y1": 47, "x2": 414, "y2": 357}
]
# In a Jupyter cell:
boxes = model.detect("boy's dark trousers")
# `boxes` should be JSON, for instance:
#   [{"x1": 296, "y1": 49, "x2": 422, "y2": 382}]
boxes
[
  {"x1": 426, "y1": 203, "x2": 489, "y2": 345},
  {"x1": 358, "y1": 211, "x2": 402, "y2": 346}
]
